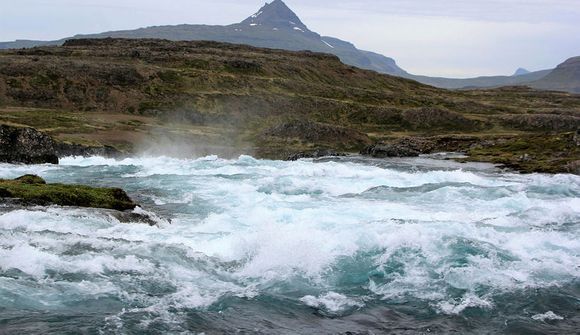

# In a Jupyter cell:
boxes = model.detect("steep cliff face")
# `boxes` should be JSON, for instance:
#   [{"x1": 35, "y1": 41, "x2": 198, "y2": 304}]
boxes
[
  {"x1": 0, "y1": 125, "x2": 58, "y2": 164},
  {"x1": 240, "y1": 0, "x2": 311, "y2": 33}
]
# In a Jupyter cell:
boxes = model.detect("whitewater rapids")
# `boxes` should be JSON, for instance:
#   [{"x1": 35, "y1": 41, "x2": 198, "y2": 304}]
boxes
[{"x1": 0, "y1": 155, "x2": 579, "y2": 334}]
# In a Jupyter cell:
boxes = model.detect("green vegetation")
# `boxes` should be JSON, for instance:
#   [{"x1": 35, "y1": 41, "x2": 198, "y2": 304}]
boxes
[
  {"x1": 465, "y1": 133, "x2": 579, "y2": 174},
  {"x1": 0, "y1": 175, "x2": 136, "y2": 210},
  {"x1": 0, "y1": 38, "x2": 579, "y2": 173}
]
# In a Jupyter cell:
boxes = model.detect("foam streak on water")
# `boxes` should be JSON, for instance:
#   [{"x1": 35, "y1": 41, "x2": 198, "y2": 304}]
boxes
[{"x1": 0, "y1": 155, "x2": 579, "y2": 334}]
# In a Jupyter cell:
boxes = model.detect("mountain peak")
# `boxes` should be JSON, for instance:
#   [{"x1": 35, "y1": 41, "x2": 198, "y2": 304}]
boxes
[
  {"x1": 240, "y1": 0, "x2": 310, "y2": 32},
  {"x1": 513, "y1": 68, "x2": 531, "y2": 76}
]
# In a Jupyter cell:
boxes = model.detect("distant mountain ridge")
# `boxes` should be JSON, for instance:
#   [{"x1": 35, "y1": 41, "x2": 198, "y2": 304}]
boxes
[
  {"x1": 513, "y1": 68, "x2": 531, "y2": 76},
  {"x1": 0, "y1": 0, "x2": 577, "y2": 93},
  {"x1": 529, "y1": 57, "x2": 580, "y2": 94},
  {"x1": 405, "y1": 70, "x2": 553, "y2": 90},
  {"x1": 240, "y1": 0, "x2": 310, "y2": 32},
  {"x1": 0, "y1": 0, "x2": 406, "y2": 76}
]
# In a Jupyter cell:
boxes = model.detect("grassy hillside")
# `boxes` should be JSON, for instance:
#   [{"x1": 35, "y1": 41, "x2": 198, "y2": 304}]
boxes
[
  {"x1": 0, "y1": 38, "x2": 578, "y2": 172},
  {"x1": 5, "y1": 0, "x2": 578, "y2": 93}
]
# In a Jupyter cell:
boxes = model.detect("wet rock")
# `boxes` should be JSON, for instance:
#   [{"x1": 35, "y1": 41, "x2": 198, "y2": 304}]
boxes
[
  {"x1": 0, "y1": 124, "x2": 58, "y2": 164},
  {"x1": 361, "y1": 143, "x2": 421, "y2": 158},
  {"x1": 109, "y1": 211, "x2": 158, "y2": 226},
  {"x1": 287, "y1": 149, "x2": 346, "y2": 161},
  {"x1": 0, "y1": 197, "x2": 160, "y2": 226},
  {"x1": 362, "y1": 136, "x2": 480, "y2": 158},
  {"x1": 55, "y1": 142, "x2": 123, "y2": 158},
  {"x1": 361, "y1": 137, "x2": 436, "y2": 158},
  {"x1": 0, "y1": 175, "x2": 137, "y2": 211},
  {"x1": 0, "y1": 188, "x2": 12, "y2": 197},
  {"x1": 565, "y1": 160, "x2": 580, "y2": 174}
]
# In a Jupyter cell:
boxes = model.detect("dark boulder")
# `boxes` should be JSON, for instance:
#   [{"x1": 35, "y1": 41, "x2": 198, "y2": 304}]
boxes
[
  {"x1": 361, "y1": 137, "x2": 435, "y2": 158},
  {"x1": 361, "y1": 143, "x2": 421, "y2": 158},
  {"x1": 0, "y1": 125, "x2": 59, "y2": 164},
  {"x1": 110, "y1": 211, "x2": 159, "y2": 226},
  {"x1": 362, "y1": 136, "x2": 480, "y2": 158}
]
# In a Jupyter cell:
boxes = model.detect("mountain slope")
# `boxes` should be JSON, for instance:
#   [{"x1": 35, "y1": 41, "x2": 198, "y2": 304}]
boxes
[
  {"x1": 0, "y1": 0, "x2": 406, "y2": 76},
  {"x1": 0, "y1": 38, "x2": 579, "y2": 172},
  {"x1": 0, "y1": 0, "x2": 577, "y2": 93},
  {"x1": 513, "y1": 68, "x2": 531, "y2": 76},
  {"x1": 529, "y1": 57, "x2": 580, "y2": 94}
]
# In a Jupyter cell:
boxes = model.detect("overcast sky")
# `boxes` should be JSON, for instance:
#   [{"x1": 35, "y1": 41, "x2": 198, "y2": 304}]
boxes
[{"x1": 2, "y1": 0, "x2": 579, "y2": 77}]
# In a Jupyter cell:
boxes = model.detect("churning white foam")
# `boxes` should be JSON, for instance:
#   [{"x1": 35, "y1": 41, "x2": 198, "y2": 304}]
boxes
[
  {"x1": 1, "y1": 155, "x2": 579, "y2": 318},
  {"x1": 531, "y1": 311, "x2": 564, "y2": 321},
  {"x1": 301, "y1": 292, "x2": 364, "y2": 314}
]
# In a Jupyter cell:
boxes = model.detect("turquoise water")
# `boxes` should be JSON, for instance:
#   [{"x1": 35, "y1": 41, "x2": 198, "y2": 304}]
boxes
[{"x1": 0, "y1": 155, "x2": 579, "y2": 334}]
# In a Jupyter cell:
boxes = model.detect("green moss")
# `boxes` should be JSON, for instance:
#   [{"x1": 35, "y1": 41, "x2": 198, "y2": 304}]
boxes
[
  {"x1": 184, "y1": 59, "x2": 210, "y2": 70},
  {"x1": 465, "y1": 133, "x2": 579, "y2": 173},
  {"x1": 158, "y1": 70, "x2": 183, "y2": 84},
  {"x1": 223, "y1": 60, "x2": 263, "y2": 74},
  {"x1": 1, "y1": 39, "x2": 579, "y2": 173},
  {"x1": 6, "y1": 78, "x2": 22, "y2": 89},
  {"x1": 0, "y1": 175, "x2": 136, "y2": 211},
  {"x1": 15, "y1": 174, "x2": 46, "y2": 184}
]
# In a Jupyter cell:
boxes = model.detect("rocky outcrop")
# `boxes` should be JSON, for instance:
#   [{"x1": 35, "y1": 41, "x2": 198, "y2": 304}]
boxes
[
  {"x1": 264, "y1": 120, "x2": 371, "y2": 148},
  {"x1": 401, "y1": 107, "x2": 479, "y2": 130},
  {"x1": 361, "y1": 141, "x2": 421, "y2": 158},
  {"x1": 0, "y1": 125, "x2": 58, "y2": 164},
  {"x1": 361, "y1": 136, "x2": 478, "y2": 158},
  {"x1": 497, "y1": 114, "x2": 580, "y2": 132},
  {"x1": 362, "y1": 133, "x2": 579, "y2": 174},
  {"x1": 0, "y1": 124, "x2": 123, "y2": 164},
  {"x1": 0, "y1": 174, "x2": 136, "y2": 211}
]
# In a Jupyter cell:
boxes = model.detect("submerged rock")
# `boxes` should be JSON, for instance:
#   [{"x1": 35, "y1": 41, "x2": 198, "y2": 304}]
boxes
[
  {"x1": 0, "y1": 175, "x2": 137, "y2": 211},
  {"x1": 108, "y1": 211, "x2": 160, "y2": 226},
  {"x1": 55, "y1": 142, "x2": 123, "y2": 158},
  {"x1": 0, "y1": 124, "x2": 59, "y2": 164},
  {"x1": 287, "y1": 149, "x2": 346, "y2": 161}
]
